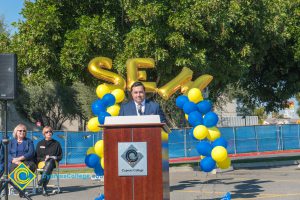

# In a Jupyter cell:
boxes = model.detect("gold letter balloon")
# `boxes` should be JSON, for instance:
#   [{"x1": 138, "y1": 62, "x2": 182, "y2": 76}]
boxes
[
  {"x1": 88, "y1": 57, "x2": 126, "y2": 90},
  {"x1": 87, "y1": 56, "x2": 213, "y2": 100},
  {"x1": 86, "y1": 57, "x2": 213, "y2": 132}
]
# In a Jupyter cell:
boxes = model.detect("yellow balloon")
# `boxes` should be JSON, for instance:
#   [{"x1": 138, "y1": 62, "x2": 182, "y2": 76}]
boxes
[
  {"x1": 188, "y1": 88, "x2": 203, "y2": 103},
  {"x1": 111, "y1": 89, "x2": 125, "y2": 103},
  {"x1": 106, "y1": 104, "x2": 120, "y2": 116},
  {"x1": 193, "y1": 125, "x2": 208, "y2": 140},
  {"x1": 211, "y1": 146, "x2": 228, "y2": 162},
  {"x1": 88, "y1": 57, "x2": 126, "y2": 90},
  {"x1": 185, "y1": 114, "x2": 188, "y2": 120},
  {"x1": 162, "y1": 150, "x2": 169, "y2": 160},
  {"x1": 96, "y1": 84, "x2": 110, "y2": 99},
  {"x1": 217, "y1": 157, "x2": 231, "y2": 169},
  {"x1": 100, "y1": 158, "x2": 104, "y2": 169},
  {"x1": 161, "y1": 130, "x2": 169, "y2": 141},
  {"x1": 94, "y1": 140, "x2": 104, "y2": 158},
  {"x1": 38, "y1": 161, "x2": 45, "y2": 169},
  {"x1": 157, "y1": 67, "x2": 193, "y2": 100},
  {"x1": 86, "y1": 147, "x2": 95, "y2": 155},
  {"x1": 207, "y1": 127, "x2": 221, "y2": 141},
  {"x1": 126, "y1": 58, "x2": 157, "y2": 92},
  {"x1": 87, "y1": 117, "x2": 101, "y2": 132}
]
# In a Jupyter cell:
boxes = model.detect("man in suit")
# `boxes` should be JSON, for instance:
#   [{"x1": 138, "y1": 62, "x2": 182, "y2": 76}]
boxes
[{"x1": 119, "y1": 81, "x2": 166, "y2": 123}]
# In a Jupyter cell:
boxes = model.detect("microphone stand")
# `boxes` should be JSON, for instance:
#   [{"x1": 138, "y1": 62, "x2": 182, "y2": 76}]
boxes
[{"x1": 0, "y1": 101, "x2": 32, "y2": 200}]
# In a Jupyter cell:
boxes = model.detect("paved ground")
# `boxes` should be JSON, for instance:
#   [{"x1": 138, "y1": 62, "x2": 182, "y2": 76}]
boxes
[{"x1": 3, "y1": 164, "x2": 300, "y2": 200}]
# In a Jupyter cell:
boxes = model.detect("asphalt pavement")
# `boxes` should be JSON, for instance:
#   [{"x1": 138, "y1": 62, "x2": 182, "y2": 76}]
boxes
[{"x1": 3, "y1": 163, "x2": 300, "y2": 200}]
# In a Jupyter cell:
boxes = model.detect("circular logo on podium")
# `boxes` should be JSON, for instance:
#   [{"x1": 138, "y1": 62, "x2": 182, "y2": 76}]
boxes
[{"x1": 121, "y1": 145, "x2": 143, "y2": 168}]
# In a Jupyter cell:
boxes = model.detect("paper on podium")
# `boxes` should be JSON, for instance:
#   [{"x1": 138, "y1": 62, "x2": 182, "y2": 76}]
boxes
[{"x1": 104, "y1": 115, "x2": 160, "y2": 125}]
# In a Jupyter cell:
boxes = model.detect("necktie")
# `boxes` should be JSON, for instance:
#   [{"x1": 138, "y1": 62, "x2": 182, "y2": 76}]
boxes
[{"x1": 137, "y1": 104, "x2": 143, "y2": 115}]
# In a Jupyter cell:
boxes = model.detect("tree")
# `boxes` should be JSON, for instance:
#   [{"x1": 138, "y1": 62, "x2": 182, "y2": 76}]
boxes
[
  {"x1": 253, "y1": 107, "x2": 267, "y2": 124},
  {"x1": 71, "y1": 82, "x2": 97, "y2": 130},
  {"x1": 296, "y1": 93, "x2": 300, "y2": 117},
  {"x1": 15, "y1": 81, "x2": 80, "y2": 130},
  {"x1": 0, "y1": 15, "x2": 10, "y2": 53},
  {"x1": 0, "y1": 15, "x2": 6, "y2": 33},
  {"x1": 5, "y1": 0, "x2": 300, "y2": 128}
]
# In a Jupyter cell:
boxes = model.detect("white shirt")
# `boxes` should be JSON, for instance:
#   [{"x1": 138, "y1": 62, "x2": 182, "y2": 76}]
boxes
[{"x1": 134, "y1": 100, "x2": 145, "y2": 116}]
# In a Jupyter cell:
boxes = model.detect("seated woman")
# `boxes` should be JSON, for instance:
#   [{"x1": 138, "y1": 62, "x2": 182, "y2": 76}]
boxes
[
  {"x1": 8, "y1": 124, "x2": 36, "y2": 173},
  {"x1": 36, "y1": 126, "x2": 62, "y2": 196}
]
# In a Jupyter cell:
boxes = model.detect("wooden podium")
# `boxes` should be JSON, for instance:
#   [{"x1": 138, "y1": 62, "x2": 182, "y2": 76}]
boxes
[{"x1": 103, "y1": 116, "x2": 170, "y2": 200}]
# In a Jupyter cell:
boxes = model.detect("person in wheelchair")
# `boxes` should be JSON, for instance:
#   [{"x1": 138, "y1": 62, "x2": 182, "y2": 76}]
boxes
[
  {"x1": 8, "y1": 124, "x2": 36, "y2": 173},
  {"x1": 36, "y1": 126, "x2": 62, "y2": 196}
]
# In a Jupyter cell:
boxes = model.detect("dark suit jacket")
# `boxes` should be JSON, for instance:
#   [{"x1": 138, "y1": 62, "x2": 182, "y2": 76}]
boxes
[{"x1": 119, "y1": 99, "x2": 166, "y2": 123}]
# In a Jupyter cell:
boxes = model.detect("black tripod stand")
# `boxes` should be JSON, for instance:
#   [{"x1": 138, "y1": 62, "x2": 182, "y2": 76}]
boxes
[{"x1": 0, "y1": 101, "x2": 32, "y2": 200}]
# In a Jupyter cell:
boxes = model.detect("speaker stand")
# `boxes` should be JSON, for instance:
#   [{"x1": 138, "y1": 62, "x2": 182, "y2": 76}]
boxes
[{"x1": 0, "y1": 101, "x2": 32, "y2": 200}]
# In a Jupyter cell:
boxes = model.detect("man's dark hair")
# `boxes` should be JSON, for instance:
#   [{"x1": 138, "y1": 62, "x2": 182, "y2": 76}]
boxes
[{"x1": 130, "y1": 81, "x2": 145, "y2": 92}]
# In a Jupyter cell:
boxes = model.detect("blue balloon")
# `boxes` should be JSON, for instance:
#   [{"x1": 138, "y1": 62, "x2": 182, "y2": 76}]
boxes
[
  {"x1": 188, "y1": 111, "x2": 203, "y2": 127},
  {"x1": 176, "y1": 95, "x2": 189, "y2": 109},
  {"x1": 94, "y1": 163, "x2": 104, "y2": 176},
  {"x1": 199, "y1": 156, "x2": 216, "y2": 172},
  {"x1": 183, "y1": 102, "x2": 198, "y2": 114},
  {"x1": 96, "y1": 194, "x2": 105, "y2": 200},
  {"x1": 102, "y1": 93, "x2": 116, "y2": 107},
  {"x1": 203, "y1": 111, "x2": 219, "y2": 127},
  {"x1": 98, "y1": 111, "x2": 111, "y2": 124},
  {"x1": 85, "y1": 154, "x2": 100, "y2": 168},
  {"x1": 197, "y1": 100, "x2": 212, "y2": 114},
  {"x1": 162, "y1": 142, "x2": 169, "y2": 149},
  {"x1": 91, "y1": 99, "x2": 106, "y2": 115},
  {"x1": 212, "y1": 137, "x2": 228, "y2": 148},
  {"x1": 196, "y1": 141, "x2": 213, "y2": 156}
]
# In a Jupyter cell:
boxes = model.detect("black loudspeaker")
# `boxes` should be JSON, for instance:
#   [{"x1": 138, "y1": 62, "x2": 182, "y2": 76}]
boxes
[{"x1": 0, "y1": 54, "x2": 17, "y2": 100}]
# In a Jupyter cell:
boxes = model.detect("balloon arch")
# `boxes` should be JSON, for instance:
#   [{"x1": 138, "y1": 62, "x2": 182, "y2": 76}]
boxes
[{"x1": 84, "y1": 57, "x2": 230, "y2": 176}]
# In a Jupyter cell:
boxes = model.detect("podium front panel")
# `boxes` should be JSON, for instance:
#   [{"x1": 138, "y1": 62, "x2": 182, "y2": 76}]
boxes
[
  {"x1": 104, "y1": 128, "x2": 133, "y2": 200},
  {"x1": 104, "y1": 125, "x2": 169, "y2": 200}
]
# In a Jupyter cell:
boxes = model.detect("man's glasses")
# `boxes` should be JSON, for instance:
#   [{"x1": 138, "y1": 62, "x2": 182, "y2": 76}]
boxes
[{"x1": 17, "y1": 130, "x2": 26, "y2": 133}]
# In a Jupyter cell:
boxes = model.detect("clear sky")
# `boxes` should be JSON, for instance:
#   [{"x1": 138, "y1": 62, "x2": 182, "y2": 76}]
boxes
[{"x1": 0, "y1": 0, "x2": 24, "y2": 33}]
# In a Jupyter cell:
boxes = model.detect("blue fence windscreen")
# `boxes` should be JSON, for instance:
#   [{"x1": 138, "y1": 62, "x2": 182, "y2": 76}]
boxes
[{"x1": 0, "y1": 124, "x2": 299, "y2": 164}]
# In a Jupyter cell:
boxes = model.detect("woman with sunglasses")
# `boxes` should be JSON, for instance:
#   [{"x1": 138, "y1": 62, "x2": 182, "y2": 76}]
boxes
[
  {"x1": 8, "y1": 124, "x2": 36, "y2": 173},
  {"x1": 36, "y1": 126, "x2": 62, "y2": 196}
]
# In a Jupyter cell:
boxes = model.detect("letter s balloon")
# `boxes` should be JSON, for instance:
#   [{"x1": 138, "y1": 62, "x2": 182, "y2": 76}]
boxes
[{"x1": 88, "y1": 57, "x2": 126, "y2": 90}]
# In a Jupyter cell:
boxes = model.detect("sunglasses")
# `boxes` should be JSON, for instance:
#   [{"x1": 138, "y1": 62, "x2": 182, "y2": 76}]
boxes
[
  {"x1": 44, "y1": 130, "x2": 53, "y2": 134},
  {"x1": 18, "y1": 130, "x2": 26, "y2": 133}
]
